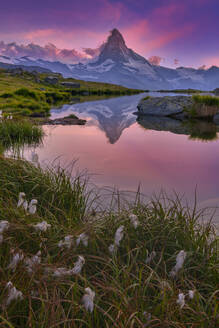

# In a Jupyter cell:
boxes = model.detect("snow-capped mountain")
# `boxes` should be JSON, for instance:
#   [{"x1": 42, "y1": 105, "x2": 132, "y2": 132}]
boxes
[
  {"x1": 70, "y1": 29, "x2": 169, "y2": 89},
  {"x1": 1, "y1": 29, "x2": 219, "y2": 90}
]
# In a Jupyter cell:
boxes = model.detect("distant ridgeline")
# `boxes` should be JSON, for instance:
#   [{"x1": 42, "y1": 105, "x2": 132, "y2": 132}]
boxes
[{"x1": 1, "y1": 29, "x2": 219, "y2": 90}]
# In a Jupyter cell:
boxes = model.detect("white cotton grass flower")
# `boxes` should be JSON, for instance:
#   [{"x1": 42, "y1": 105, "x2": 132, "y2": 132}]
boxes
[
  {"x1": 6, "y1": 281, "x2": 23, "y2": 306},
  {"x1": 176, "y1": 292, "x2": 185, "y2": 309},
  {"x1": 53, "y1": 267, "x2": 73, "y2": 277},
  {"x1": 0, "y1": 221, "x2": 10, "y2": 244},
  {"x1": 71, "y1": 255, "x2": 85, "y2": 274},
  {"x1": 108, "y1": 243, "x2": 116, "y2": 254},
  {"x1": 145, "y1": 251, "x2": 156, "y2": 264},
  {"x1": 7, "y1": 250, "x2": 24, "y2": 272},
  {"x1": 108, "y1": 225, "x2": 124, "y2": 254},
  {"x1": 129, "y1": 213, "x2": 139, "y2": 229},
  {"x1": 114, "y1": 225, "x2": 124, "y2": 246},
  {"x1": 17, "y1": 192, "x2": 28, "y2": 210},
  {"x1": 58, "y1": 235, "x2": 74, "y2": 249},
  {"x1": 169, "y1": 250, "x2": 187, "y2": 277},
  {"x1": 28, "y1": 199, "x2": 38, "y2": 215},
  {"x1": 76, "y1": 233, "x2": 89, "y2": 247},
  {"x1": 0, "y1": 220, "x2": 9, "y2": 234},
  {"x1": 53, "y1": 256, "x2": 85, "y2": 277},
  {"x1": 188, "y1": 290, "x2": 195, "y2": 299},
  {"x1": 33, "y1": 221, "x2": 51, "y2": 232},
  {"x1": 25, "y1": 251, "x2": 41, "y2": 274},
  {"x1": 82, "y1": 287, "x2": 95, "y2": 313}
]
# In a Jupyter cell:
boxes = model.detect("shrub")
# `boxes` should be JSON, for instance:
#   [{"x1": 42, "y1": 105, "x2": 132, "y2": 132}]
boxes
[{"x1": 14, "y1": 88, "x2": 38, "y2": 100}]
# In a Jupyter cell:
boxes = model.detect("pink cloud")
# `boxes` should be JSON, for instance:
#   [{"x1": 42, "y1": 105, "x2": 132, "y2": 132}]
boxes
[
  {"x1": 148, "y1": 56, "x2": 164, "y2": 65},
  {"x1": 145, "y1": 24, "x2": 195, "y2": 53},
  {"x1": 202, "y1": 56, "x2": 219, "y2": 68}
]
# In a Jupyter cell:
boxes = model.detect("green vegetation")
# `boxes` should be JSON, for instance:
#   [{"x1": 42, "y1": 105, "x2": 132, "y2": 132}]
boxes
[
  {"x1": 0, "y1": 69, "x2": 144, "y2": 118},
  {"x1": 0, "y1": 155, "x2": 218, "y2": 327},
  {"x1": 193, "y1": 94, "x2": 219, "y2": 106},
  {"x1": 142, "y1": 95, "x2": 150, "y2": 101},
  {"x1": 158, "y1": 89, "x2": 206, "y2": 94},
  {"x1": 184, "y1": 95, "x2": 219, "y2": 119},
  {"x1": 0, "y1": 118, "x2": 43, "y2": 150}
]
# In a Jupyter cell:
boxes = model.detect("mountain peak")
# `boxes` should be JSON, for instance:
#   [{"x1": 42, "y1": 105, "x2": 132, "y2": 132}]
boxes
[
  {"x1": 95, "y1": 28, "x2": 131, "y2": 64},
  {"x1": 108, "y1": 29, "x2": 126, "y2": 45}
]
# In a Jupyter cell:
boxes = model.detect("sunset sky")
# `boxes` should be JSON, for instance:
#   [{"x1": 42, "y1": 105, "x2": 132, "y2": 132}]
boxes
[{"x1": 0, "y1": 0, "x2": 219, "y2": 68}]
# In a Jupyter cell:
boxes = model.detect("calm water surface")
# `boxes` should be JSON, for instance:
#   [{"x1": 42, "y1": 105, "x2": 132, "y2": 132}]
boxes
[{"x1": 21, "y1": 93, "x2": 219, "y2": 224}]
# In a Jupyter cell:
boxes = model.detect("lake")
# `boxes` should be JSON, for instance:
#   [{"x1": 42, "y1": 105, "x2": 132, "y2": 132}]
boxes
[{"x1": 20, "y1": 93, "x2": 219, "y2": 224}]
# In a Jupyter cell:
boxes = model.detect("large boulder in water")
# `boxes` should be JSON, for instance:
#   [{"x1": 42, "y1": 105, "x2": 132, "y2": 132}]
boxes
[{"x1": 137, "y1": 96, "x2": 193, "y2": 116}]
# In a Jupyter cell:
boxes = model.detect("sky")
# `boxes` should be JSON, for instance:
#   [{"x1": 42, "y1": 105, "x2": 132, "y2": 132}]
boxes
[{"x1": 0, "y1": 0, "x2": 219, "y2": 68}]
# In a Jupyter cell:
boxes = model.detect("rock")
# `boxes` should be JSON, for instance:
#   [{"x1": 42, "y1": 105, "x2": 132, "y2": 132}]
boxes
[
  {"x1": 137, "y1": 96, "x2": 193, "y2": 116},
  {"x1": 213, "y1": 88, "x2": 219, "y2": 95},
  {"x1": 43, "y1": 115, "x2": 86, "y2": 126},
  {"x1": 61, "y1": 82, "x2": 80, "y2": 88},
  {"x1": 44, "y1": 76, "x2": 59, "y2": 85}
]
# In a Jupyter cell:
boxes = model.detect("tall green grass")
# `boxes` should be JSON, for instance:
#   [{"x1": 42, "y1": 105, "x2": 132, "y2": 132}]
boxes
[
  {"x1": 0, "y1": 157, "x2": 218, "y2": 327},
  {"x1": 0, "y1": 119, "x2": 43, "y2": 149},
  {"x1": 193, "y1": 95, "x2": 219, "y2": 106}
]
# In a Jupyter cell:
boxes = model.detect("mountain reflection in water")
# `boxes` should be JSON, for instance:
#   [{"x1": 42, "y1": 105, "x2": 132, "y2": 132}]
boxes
[{"x1": 19, "y1": 93, "x2": 219, "y2": 225}]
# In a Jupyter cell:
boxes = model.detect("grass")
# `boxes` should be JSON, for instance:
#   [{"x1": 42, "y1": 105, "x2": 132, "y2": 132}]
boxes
[
  {"x1": 193, "y1": 95, "x2": 219, "y2": 107},
  {"x1": 142, "y1": 96, "x2": 150, "y2": 101},
  {"x1": 157, "y1": 89, "x2": 206, "y2": 94},
  {"x1": 0, "y1": 118, "x2": 43, "y2": 150},
  {"x1": 0, "y1": 156, "x2": 218, "y2": 327},
  {"x1": 184, "y1": 95, "x2": 219, "y2": 119},
  {"x1": 0, "y1": 69, "x2": 144, "y2": 118}
]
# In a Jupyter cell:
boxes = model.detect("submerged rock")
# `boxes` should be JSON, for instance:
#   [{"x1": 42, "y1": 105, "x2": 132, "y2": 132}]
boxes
[{"x1": 137, "y1": 96, "x2": 193, "y2": 116}]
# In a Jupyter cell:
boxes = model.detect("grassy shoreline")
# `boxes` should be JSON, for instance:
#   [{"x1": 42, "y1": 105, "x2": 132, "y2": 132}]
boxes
[
  {"x1": 0, "y1": 156, "x2": 218, "y2": 327},
  {"x1": 0, "y1": 69, "x2": 144, "y2": 118}
]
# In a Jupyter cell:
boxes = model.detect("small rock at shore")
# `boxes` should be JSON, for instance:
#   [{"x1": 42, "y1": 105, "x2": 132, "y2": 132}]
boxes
[{"x1": 43, "y1": 115, "x2": 86, "y2": 126}]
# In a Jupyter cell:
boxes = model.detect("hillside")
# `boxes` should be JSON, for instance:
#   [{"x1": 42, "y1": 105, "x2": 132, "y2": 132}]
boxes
[{"x1": 0, "y1": 69, "x2": 144, "y2": 117}]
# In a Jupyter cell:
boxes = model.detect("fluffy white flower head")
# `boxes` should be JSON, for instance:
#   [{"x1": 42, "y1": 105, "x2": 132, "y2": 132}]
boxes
[
  {"x1": 188, "y1": 290, "x2": 195, "y2": 299},
  {"x1": 58, "y1": 235, "x2": 74, "y2": 249},
  {"x1": 28, "y1": 199, "x2": 38, "y2": 215},
  {"x1": 129, "y1": 213, "x2": 139, "y2": 229},
  {"x1": 176, "y1": 292, "x2": 185, "y2": 309},
  {"x1": 71, "y1": 255, "x2": 85, "y2": 274},
  {"x1": 25, "y1": 251, "x2": 41, "y2": 274},
  {"x1": 0, "y1": 220, "x2": 9, "y2": 234},
  {"x1": 82, "y1": 287, "x2": 95, "y2": 313},
  {"x1": 33, "y1": 221, "x2": 51, "y2": 232},
  {"x1": 6, "y1": 281, "x2": 23, "y2": 306},
  {"x1": 170, "y1": 250, "x2": 187, "y2": 277},
  {"x1": 7, "y1": 251, "x2": 24, "y2": 271},
  {"x1": 76, "y1": 233, "x2": 89, "y2": 247},
  {"x1": 114, "y1": 225, "x2": 124, "y2": 246}
]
